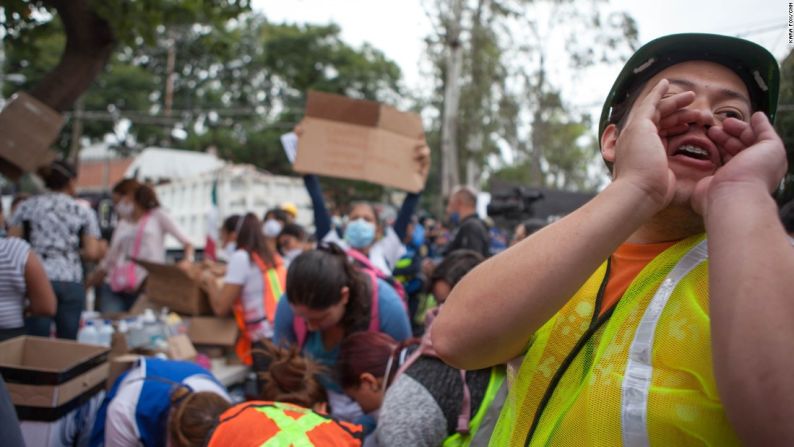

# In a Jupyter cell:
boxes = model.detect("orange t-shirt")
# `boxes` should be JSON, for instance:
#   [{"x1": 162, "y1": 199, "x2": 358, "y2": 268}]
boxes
[{"x1": 599, "y1": 240, "x2": 678, "y2": 317}]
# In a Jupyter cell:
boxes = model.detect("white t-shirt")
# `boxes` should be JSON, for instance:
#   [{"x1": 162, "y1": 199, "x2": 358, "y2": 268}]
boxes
[
  {"x1": 322, "y1": 226, "x2": 405, "y2": 276},
  {"x1": 223, "y1": 249, "x2": 272, "y2": 340}
]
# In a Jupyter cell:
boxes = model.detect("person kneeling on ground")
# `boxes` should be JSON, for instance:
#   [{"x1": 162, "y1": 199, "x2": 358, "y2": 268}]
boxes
[
  {"x1": 339, "y1": 331, "x2": 505, "y2": 447},
  {"x1": 206, "y1": 342, "x2": 364, "y2": 447},
  {"x1": 90, "y1": 357, "x2": 231, "y2": 447}
]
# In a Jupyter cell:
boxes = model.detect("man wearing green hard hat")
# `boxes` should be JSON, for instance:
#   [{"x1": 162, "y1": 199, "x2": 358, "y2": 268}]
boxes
[{"x1": 433, "y1": 33, "x2": 792, "y2": 446}]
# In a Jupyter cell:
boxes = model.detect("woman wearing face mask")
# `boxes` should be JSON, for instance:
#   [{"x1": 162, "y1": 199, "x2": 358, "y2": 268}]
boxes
[
  {"x1": 88, "y1": 178, "x2": 141, "y2": 313},
  {"x1": 303, "y1": 177, "x2": 419, "y2": 277},
  {"x1": 262, "y1": 208, "x2": 288, "y2": 256},
  {"x1": 203, "y1": 213, "x2": 287, "y2": 391},
  {"x1": 96, "y1": 183, "x2": 194, "y2": 313},
  {"x1": 273, "y1": 243, "x2": 411, "y2": 422}
]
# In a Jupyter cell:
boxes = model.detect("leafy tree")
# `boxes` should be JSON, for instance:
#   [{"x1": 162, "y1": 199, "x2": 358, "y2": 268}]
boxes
[
  {"x1": 424, "y1": 0, "x2": 637, "y2": 197},
  {"x1": 1, "y1": 0, "x2": 249, "y2": 113},
  {"x1": 4, "y1": 12, "x2": 405, "y2": 206}
]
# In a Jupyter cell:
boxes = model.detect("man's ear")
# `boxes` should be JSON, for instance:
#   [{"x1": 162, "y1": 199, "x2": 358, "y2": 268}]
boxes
[{"x1": 600, "y1": 123, "x2": 619, "y2": 165}]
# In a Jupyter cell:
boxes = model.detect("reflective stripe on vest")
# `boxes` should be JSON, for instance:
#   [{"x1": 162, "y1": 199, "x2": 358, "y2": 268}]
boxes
[
  {"x1": 258, "y1": 403, "x2": 330, "y2": 447},
  {"x1": 442, "y1": 366, "x2": 506, "y2": 447},
  {"x1": 251, "y1": 252, "x2": 286, "y2": 325},
  {"x1": 621, "y1": 239, "x2": 708, "y2": 447}
]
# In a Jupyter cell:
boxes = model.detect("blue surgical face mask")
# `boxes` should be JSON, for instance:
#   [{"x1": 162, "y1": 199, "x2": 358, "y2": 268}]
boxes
[
  {"x1": 411, "y1": 223, "x2": 425, "y2": 248},
  {"x1": 344, "y1": 218, "x2": 376, "y2": 249}
]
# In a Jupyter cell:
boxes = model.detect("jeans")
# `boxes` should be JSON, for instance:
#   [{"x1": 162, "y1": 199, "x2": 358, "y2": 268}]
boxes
[
  {"x1": 26, "y1": 280, "x2": 85, "y2": 340},
  {"x1": 98, "y1": 283, "x2": 139, "y2": 314}
]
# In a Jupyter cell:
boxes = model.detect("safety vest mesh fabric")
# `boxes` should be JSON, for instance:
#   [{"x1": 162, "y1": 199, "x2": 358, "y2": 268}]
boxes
[
  {"x1": 233, "y1": 253, "x2": 287, "y2": 365},
  {"x1": 489, "y1": 234, "x2": 740, "y2": 447},
  {"x1": 442, "y1": 365, "x2": 506, "y2": 447},
  {"x1": 208, "y1": 401, "x2": 363, "y2": 447}
]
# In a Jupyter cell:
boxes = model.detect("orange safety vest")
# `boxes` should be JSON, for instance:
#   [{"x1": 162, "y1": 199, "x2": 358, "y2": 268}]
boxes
[
  {"x1": 233, "y1": 252, "x2": 286, "y2": 365},
  {"x1": 208, "y1": 401, "x2": 364, "y2": 447}
]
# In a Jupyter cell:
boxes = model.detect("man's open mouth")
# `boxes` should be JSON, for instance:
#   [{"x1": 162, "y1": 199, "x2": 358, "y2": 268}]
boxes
[{"x1": 674, "y1": 144, "x2": 711, "y2": 161}]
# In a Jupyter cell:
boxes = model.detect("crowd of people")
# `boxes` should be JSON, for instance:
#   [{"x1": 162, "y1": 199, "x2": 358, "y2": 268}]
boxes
[
  {"x1": 0, "y1": 133, "x2": 521, "y2": 446},
  {"x1": 1, "y1": 31, "x2": 793, "y2": 446}
]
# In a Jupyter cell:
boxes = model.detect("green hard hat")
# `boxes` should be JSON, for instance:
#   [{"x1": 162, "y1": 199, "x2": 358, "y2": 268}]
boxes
[{"x1": 598, "y1": 33, "x2": 780, "y2": 144}]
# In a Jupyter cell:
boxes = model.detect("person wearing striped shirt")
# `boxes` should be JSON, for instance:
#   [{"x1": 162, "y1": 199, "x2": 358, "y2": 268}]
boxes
[{"x1": 0, "y1": 237, "x2": 56, "y2": 341}]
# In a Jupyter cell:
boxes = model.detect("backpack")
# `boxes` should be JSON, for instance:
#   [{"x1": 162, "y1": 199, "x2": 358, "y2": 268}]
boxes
[
  {"x1": 345, "y1": 248, "x2": 408, "y2": 309},
  {"x1": 390, "y1": 308, "x2": 475, "y2": 435}
]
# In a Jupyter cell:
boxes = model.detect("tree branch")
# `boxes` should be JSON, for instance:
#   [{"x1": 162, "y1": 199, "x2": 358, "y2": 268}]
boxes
[{"x1": 28, "y1": 0, "x2": 116, "y2": 112}]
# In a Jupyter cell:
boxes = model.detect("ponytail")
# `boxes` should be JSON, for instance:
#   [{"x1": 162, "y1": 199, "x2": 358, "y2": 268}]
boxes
[
  {"x1": 168, "y1": 386, "x2": 230, "y2": 447},
  {"x1": 253, "y1": 340, "x2": 328, "y2": 408}
]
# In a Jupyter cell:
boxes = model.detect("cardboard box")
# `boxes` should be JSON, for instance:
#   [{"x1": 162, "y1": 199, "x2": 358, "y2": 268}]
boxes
[
  {"x1": 20, "y1": 391, "x2": 105, "y2": 447},
  {"x1": 0, "y1": 92, "x2": 64, "y2": 181},
  {"x1": 166, "y1": 334, "x2": 198, "y2": 361},
  {"x1": 187, "y1": 317, "x2": 239, "y2": 347},
  {"x1": 295, "y1": 90, "x2": 428, "y2": 193},
  {"x1": 0, "y1": 336, "x2": 109, "y2": 421},
  {"x1": 136, "y1": 260, "x2": 213, "y2": 316}
]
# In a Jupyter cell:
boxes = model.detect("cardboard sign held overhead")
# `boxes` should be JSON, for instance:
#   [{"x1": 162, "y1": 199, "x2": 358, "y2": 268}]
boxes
[
  {"x1": 0, "y1": 92, "x2": 63, "y2": 181},
  {"x1": 295, "y1": 91, "x2": 428, "y2": 193}
]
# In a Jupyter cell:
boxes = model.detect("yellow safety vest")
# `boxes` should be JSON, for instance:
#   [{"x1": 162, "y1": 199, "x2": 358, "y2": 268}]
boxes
[
  {"x1": 442, "y1": 366, "x2": 506, "y2": 447},
  {"x1": 490, "y1": 234, "x2": 740, "y2": 447}
]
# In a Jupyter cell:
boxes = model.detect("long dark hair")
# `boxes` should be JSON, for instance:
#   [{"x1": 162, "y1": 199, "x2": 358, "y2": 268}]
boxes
[
  {"x1": 236, "y1": 212, "x2": 276, "y2": 267},
  {"x1": 286, "y1": 243, "x2": 371, "y2": 335},
  {"x1": 254, "y1": 340, "x2": 328, "y2": 408}
]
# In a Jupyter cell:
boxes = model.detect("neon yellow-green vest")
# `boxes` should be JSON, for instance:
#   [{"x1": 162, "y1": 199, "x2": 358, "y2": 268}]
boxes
[
  {"x1": 443, "y1": 366, "x2": 506, "y2": 447},
  {"x1": 490, "y1": 234, "x2": 740, "y2": 446}
]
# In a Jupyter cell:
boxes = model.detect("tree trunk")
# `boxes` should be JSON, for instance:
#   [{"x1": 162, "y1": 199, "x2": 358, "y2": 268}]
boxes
[
  {"x1": 529, "y1": 61, "x2": 546, "y2": 187},
  {"x1": 440, "y1": 0, "x2": 465, "y2": 198},
  {"x1": 28, "y1": 0, "x2": 115, "y2": 113},
  {"x1": 464, "y1": 0, "x2": 490, "y2": 189}
]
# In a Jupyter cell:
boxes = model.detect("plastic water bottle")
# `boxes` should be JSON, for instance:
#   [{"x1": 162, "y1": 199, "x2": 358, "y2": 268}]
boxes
[
  {"x1": 77, "y1": 320, "x2": 99, "y2": 345},
  {"x1": 126, "y1": 317, "x2": 145, "y2": 349},
  {"x1": 142, "y1": 309, "x2": 164, "y2": 348},
  {"x1": 97, "y1": 320, "x2": 115, "y2": 347}
]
